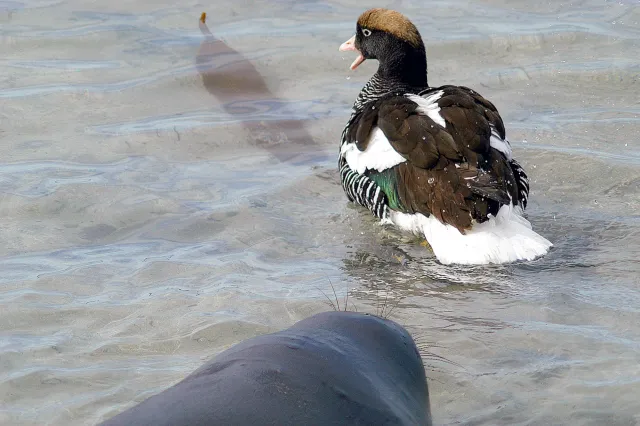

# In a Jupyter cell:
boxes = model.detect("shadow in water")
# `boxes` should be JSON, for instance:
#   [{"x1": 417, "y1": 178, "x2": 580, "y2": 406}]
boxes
[{"x1": 196, "y1": 12, "x2": 322, "y2": 165}]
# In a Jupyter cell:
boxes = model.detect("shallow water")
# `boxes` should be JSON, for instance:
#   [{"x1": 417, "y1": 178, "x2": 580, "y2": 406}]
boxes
[{"x1": 1, "y1": 0, "x2": 639, "y2": 424}]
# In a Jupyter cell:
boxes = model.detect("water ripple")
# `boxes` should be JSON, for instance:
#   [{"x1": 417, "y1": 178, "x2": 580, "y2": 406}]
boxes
[
  {"x1": 88, "y1": 99, "x2": 347, "y2": 135},
  {"x1": 5, "y1": 60, "x2": 123, "y2": 70},
  {"x1": 0, "y1": 47, "x2": 298, "y2": 99},
  {"x1": 0, "y1": 154, "x2": 315, "y2": 198}
]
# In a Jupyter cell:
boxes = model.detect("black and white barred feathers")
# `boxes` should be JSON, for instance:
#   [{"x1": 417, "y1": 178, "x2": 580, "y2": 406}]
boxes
[
  {"x1": 338, "y1": 74, "x2": 421, "y2": 220},
  {"x1": 509, "y1": 159, "x2": 530, "y2": 210}
]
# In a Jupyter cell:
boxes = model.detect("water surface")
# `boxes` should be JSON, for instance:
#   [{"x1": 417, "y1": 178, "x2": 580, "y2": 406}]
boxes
[{"x1": 1, "y1": 0, "x2": 639, "y2": 424}]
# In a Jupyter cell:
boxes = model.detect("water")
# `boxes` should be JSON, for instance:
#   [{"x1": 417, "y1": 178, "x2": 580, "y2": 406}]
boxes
[{"x1": 1, "y1": 0, "x2": 639, "y2": 424}]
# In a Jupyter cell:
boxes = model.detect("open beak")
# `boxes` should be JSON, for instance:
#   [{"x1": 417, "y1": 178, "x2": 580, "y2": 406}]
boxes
[{"x1": 339, "y1": 34, "x2": 365, "y2": 71}]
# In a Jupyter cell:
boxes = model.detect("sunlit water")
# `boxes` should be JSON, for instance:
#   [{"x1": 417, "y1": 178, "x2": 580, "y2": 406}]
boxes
[{"x1": 1, "y1": 0, "x2": 639, "y2": 424}]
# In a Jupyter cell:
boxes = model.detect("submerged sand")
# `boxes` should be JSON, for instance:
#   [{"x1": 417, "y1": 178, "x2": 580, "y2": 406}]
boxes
[{"x1": 1, "y1": 0, "x2": 639, "y2": 424}]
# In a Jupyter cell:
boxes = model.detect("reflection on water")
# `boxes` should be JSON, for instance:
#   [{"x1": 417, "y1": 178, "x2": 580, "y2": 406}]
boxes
[
  {"x1": 1, "y1": 0, "x2": 639, "y2": 425},
  {"x1": 196, "y1": 12, "x2": 322, "y2": 164}
]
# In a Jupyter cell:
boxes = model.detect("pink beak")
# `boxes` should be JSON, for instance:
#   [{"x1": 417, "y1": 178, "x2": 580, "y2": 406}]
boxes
[{"x1": 339, "y1": 34, "x2": 365, "y2": 71}]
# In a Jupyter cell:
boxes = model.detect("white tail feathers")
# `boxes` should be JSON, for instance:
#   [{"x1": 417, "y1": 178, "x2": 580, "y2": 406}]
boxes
[{"x1": 388, "y1": 204, "x2": 552, "y2": 265}]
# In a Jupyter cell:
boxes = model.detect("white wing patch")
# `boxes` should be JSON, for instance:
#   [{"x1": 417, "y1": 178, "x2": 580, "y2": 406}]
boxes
[
  {"x1": 406, "y1": 91, "x2": 446, "y2": 128},
  {"x1": 489, "y1": 125, "x2": 513, "y2": 160},
  {"x1": 341, "y1": 127, "x2": 407, "y2": 174}
]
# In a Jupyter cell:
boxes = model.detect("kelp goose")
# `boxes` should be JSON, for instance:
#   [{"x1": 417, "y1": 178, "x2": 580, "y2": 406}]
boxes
[{"x1": 338, "y1": 8, "x2": 552, "y2": 265}]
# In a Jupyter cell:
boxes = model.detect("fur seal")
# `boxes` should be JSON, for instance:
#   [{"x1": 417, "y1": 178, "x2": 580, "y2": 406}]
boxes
[{"x1": 100, "y1": 311, "x2": 432, "y2": 425}]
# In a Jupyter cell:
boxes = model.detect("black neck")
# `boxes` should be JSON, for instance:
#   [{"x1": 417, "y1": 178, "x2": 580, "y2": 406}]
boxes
[
  {"x1": 350, "y1": 41, "x2": 429, "y2": 113},
  {"x1": 377, "y1": 44, "x2": 428, "y2": 88}
]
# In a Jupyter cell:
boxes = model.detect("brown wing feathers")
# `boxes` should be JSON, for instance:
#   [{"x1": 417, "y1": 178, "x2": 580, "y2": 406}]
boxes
[
  {"x1": 444, "y1": 85, "x2": 507, "y2": 139},
  {"x1": 378, "y1": 97, "x2": 462, "y2": 168},
  {"x1": 347, "y1": 88, "x2": 516, "y2": 232},
  {"x1": 395, "y1": 164, "x2": 474, "y2": 231}
]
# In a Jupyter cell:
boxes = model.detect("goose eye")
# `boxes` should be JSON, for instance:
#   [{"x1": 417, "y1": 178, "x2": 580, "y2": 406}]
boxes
[{"x1": 362, "y1": 28, "x2": 372, "y2": 37}]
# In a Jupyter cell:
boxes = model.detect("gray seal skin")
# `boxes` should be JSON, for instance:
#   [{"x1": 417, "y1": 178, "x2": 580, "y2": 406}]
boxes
[{"x1": 100, "y1": 311, "x2": 432, "y2": 426}]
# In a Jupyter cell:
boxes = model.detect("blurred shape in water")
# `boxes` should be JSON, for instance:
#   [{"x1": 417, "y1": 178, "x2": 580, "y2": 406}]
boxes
[{"x1": 196, "y1": 12, "x2": 320, "y2": 164}]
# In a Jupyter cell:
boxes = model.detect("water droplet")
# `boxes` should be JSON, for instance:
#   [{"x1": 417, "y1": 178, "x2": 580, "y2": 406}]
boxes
[
  {"x1": 428, "y1": 177, "x2": 435, "y2": 184},
  {"x1": 346, "y1": 76, "x2": 351, "y2": 80},
  {"x1": 372, "y1": 106, "x2": 375, "y2": 109},
  {"x1": 422, "y1": 136, "x2": 426, "y2": 140}
]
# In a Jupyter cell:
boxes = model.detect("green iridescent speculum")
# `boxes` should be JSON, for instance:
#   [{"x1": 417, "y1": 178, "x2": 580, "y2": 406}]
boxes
[{"x1": 369, "y1": 169, "x2": 404, "y2": 211}]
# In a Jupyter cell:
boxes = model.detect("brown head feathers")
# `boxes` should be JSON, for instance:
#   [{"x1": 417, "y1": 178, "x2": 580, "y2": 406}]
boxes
[{"x1": 357, "y1": 8, "x2": 422, "y2": 48}]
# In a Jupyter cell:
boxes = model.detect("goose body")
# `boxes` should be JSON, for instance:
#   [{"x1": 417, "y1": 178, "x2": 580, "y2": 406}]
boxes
[{"x1": 338, "y1": 9, "x2": 552, "y2": 265}]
